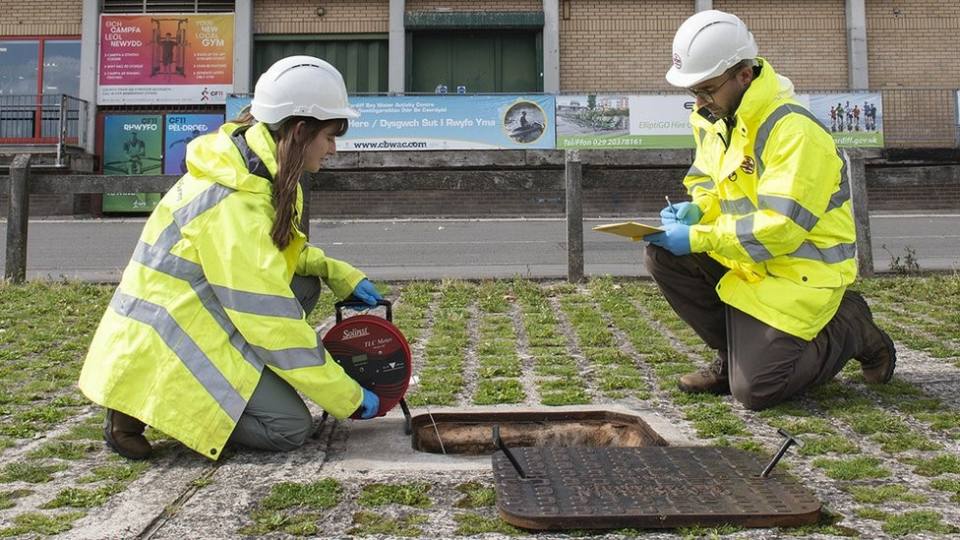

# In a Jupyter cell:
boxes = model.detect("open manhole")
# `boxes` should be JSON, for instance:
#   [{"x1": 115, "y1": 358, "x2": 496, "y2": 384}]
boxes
[{"x1": 410, "y1": 409, "x2": 668, "y2": 454}]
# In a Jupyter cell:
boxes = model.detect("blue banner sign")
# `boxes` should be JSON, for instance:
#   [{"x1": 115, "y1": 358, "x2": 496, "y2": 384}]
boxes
[
  {"x1": 341, "y1": 95, "x2": 555, "y2": 150},
  {"x1": 226, "y1": 94, "x2": 556, "y2": 151}
]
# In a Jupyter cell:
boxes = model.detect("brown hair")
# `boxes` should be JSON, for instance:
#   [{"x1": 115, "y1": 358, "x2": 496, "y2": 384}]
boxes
[{"x1": 231, "y1": 110, "x2": 347, "y2": 250}]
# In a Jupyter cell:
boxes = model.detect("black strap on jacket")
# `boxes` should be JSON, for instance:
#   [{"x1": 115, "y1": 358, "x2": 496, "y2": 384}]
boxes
[{"x1": 229, "y1": 124, "x2": 273, "y2": 181}]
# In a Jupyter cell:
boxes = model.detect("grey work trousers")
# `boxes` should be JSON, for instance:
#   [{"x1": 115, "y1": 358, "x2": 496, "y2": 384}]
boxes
[
  {"x1": 644, "y1": 245, "x2": 869, "y2": 411},
  {"x1": 227, "y1": 275, "x2": 324, "y2": 452}
]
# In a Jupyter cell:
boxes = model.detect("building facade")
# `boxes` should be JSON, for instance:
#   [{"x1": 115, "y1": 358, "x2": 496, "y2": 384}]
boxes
[
  {"x1": 1, "y1": 0, "x2": 958, "y2": 215},
  {"x1": 1, "y1": 0, "x2": 958, "y2": 148}
]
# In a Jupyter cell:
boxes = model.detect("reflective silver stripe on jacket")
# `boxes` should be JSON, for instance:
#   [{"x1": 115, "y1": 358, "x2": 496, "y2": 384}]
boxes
[
  {"x1": 736, "y1": 214, "x2": 774, "y2": 262},
  {"x1": 111, "y1": 290, "x2": 247, "y2": 422},
  {"x1": 755, "y1": 103, "x2": 828, "y2": 179},
  {"x1": 754, "y1": 103, "x2": 851, "y2": 213},
  {"x1": 212, "y1": 285, "x2": 304, "y2": 319},
  {"x1": 758, "y1": 194, "x2": 819, "y2": 231},
  {"x1": 685, "y1": 163, "x2": 715, "y2": 191},
  {"x1": 128, "y1": 182, "x2": 326, "y2": 372},
  {"x1": 720, "y1": 197, "x2": 757, "y2": 215},
  {"x1": 788, "y1": 241, "x2": 857, "y2": 263}
]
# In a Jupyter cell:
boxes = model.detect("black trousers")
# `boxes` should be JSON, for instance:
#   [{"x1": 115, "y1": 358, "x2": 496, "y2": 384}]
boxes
[{"x1": 644, "y1": 245, "x2": 869, "y2": 410}]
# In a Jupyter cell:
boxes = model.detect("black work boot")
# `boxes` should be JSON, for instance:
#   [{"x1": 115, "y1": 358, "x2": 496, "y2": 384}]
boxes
[
  {"x1": 843, "y1": 290, "x2": 897, "y2": 384},
  {"x1": 104, "y1": 409, "x2": 152, "y2": 460},
  {"x1": 678, "y1": 356, "x2": 730, "y2": 395}
]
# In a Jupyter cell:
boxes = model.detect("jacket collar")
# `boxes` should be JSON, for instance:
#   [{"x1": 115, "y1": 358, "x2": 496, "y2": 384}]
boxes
[{"x1": 690, "y1": 58, "x2": 794, "y2": 134}]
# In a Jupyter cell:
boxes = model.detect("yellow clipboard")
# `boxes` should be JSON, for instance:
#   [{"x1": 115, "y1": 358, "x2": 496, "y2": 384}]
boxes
[{"x1": 592, "y1": 221, "x2": 664, "y2": 241}]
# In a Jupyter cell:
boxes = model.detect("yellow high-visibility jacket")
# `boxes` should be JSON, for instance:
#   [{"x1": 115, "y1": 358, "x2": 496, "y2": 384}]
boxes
[
  {"x1": 79, "y1": 122, "x2": 365, "y2": 459},
  {"x1": 685, "y1": 58, "x2": 858, "y2": 340}
]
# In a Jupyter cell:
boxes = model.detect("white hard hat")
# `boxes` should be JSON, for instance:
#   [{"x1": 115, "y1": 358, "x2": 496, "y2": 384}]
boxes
[
  {"x1": 665, "y1": 10, "x2": 758, "y2": 88},
  {"x1": 250, "y1": 55, "x2": 360, "y2": 125}
]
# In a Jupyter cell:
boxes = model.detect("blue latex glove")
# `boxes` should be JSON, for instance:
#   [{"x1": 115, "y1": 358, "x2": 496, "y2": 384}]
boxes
[
  {"x1": 352, "y1": 279, "x2": 382, "y2": 306},
  {"x1": 645, "y1": 222, "x2": 692, "y2": 255},
  {"x1": 357, "y1": 387, "x2": 380, "y2": 419},
  {"x1": 660, "y1": 201, "x2": 703, "y2": 225}
]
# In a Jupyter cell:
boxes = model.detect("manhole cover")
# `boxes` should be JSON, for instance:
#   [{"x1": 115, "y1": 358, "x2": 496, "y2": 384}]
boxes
[{"x1": 493, "y1": 446, "x2": 821, "y2": 530}]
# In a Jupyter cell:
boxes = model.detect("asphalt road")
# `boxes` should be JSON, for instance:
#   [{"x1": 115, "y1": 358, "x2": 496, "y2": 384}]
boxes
[{"x1": 1, "y1": 214, "x2": 957, "y2": 282}]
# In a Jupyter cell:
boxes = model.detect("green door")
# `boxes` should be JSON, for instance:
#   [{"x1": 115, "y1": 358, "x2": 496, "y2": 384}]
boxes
[
  {"x1": 253, "y1": 36, "x2": 388, "y2": 93},
  {"x1": 409, "y1": 31, "x2": 541, "y2": 93}
]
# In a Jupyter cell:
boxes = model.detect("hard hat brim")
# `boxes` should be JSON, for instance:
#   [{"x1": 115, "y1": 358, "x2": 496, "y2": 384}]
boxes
[{"x1": 666, "y1": 66, "x2": 717, "y2": 89}]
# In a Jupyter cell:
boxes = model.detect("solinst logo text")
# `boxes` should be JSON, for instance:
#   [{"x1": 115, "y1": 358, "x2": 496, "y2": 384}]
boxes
[{"x1": 342, "y1": 328, "x2": 370, "y2": 341}]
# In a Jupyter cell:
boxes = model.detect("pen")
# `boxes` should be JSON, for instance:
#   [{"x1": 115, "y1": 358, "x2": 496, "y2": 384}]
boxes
[{"x1": 665, "y1": 195, "x2": 678, "y2": 218}]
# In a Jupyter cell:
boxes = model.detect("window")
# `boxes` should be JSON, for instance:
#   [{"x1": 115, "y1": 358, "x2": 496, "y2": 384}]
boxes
[
  {"x1": 0, "y1": 37, "x2": 81, "y2": 142},
  {"x1": 0, "y1": 40, "x2": 39, "y2": 95},
  {"x1": 42, "y1": 40, "x2": 82, "y2": 97}
]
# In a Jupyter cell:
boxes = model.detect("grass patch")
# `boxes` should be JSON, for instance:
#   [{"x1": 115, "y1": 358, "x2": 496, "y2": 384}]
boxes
[
  {"x1": 61, "y1": 420, "x2": 105, "y2": 442},
  {"x1": 767, "y1": 417, "x2": 836, "y2": 436},
  {"x1": 778, "y1": 508, "x2": 859, "y2": 537},
  {"x1": 473, "y1": 379, "x2": 525, "y2": 405},
  {"x1": 240, "y1": 510, "x2": 321, "y2": 536},
  {"x1": 882, "y1": 510, "x2": 958, "y2": 536},
  {"x1": 855, "y1": 507, "x2": 889, "y2": 521},
  {"x1": 540, "y1": 388, "x2": 590, "y2": 406},
  {"x1": 872, "y1": 432, "x2": 943, "y2": 453},
  {"x1": 42, "y1": 484, "x2": 123, "y2": 509},
  {"x1": 797, "y1": 435, "x2": 860, "y2": 456},
  {"x1": 841, "y1": 408, "x2": 909, "y2": 435},
  {"x1": 0, "y1": 462, "x2": 67, "y2": 484},
  {"x1": 677, "y1": 524, "x2": 744, "y2": 538},
  {"x1": 0, "y1": 489, "x2": 32, "y2": 510},
  {"x1": 453, "y1": 512, "x2": 521, "y2": 535},
  {"x1": 683, "y1": 403, "x2": 746, "y2": 438},
  {"x1": 903, "y1": 454, "x2": 960, "y2": 477},
  {"x1": 454, "y1": 482, "x2": 496, "y2": 508},
  {"x1": 846, "y1": 484, "x2": 927, "y2": 504},
  {"x1": 0, "y1": 511, "x2": 85, "y2": 537},
  {"x1": 240, "y1": 479, "x2": 341, "y2": 536},
  {"x1": 260, "y1": 479, "x2": 342, "y2": 511},
  {"x1": 26, "y1": 440, "x2": 99, "y2": 460},
  {"x1": 78, "y1": 462, "x2": 150, "y2": 484},
  {"x1": 914, "y1": 411, "x2": 960, "y2": 432},
  {"x1": 929, "y1": 478, "x2": 960, "y2": 502},
  {"x1": 350, "y1": 511, "x2": 427, "y2": 536},
  {"x1": 812, "y1": 456, "x2": 890, "y2": 480},
  {"x1": 357, "y1": 482, "x2": 431, "y2": 508}
]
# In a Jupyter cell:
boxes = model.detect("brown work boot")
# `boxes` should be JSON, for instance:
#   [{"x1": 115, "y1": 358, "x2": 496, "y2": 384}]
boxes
[
  {"x1": 104, "y1": 409, "x2": 152, "y2": 460},
  {"x1": 678, "y1": 356, "x2": 730, "y2": 395},
  {"x1": 844, "y1": 290, "x2": 897, "y2": 384}
]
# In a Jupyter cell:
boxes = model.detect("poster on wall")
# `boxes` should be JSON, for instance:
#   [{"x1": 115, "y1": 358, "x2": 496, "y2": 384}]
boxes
[
  {"x1": 556, "y1": 95, "x2": 642, "y2": 149},
  {"x1": 227, "y1": 95, "x2": 556, "y2": 150},
  {"x1": 163, "y1": 113, "x2": 223, "y2": 175},
  {"x1": 98, "y1": 14, "x2": 234, "y2": 105},
  {"x1": 102, "y1": 114, "x2": 163, "y2": 213},
  {"x1": 341, "y1": 95, "x2": 556, "y2": 150},
  {"x1": 805, "y1": 92, "x2": 883, "y2": 147},
  {"x1": 557, "y1": 94, "x2": 699, "y2": 149}
]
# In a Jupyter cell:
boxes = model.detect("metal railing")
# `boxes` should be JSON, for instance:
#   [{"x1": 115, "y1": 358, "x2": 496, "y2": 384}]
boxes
[{"x1": 0, "y1": 94, "x2": 89, "y2": 160}]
